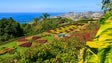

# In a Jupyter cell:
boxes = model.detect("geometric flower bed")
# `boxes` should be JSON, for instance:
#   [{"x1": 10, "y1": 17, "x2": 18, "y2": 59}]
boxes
[
  {"x1": 17, "y1": 35, "x2": 48, "y2": 47},
  {"x1": 47, "y1": 24, "x2": 79, "y2": 34},
  {"x1": 0, "y1": 47, "x2": 15, "y2": 55},
  {"x1": 17, "y1": 38, "x2": 32, "y2": 47},
  {"x1": 32, "y1": 36, "x2": 41, "y2": 41},
  {"x1": 19, "y1": 42, "x2": 32, "y2": 47},
  {"x1": 58, "y1": 23, "x2": 99, "y2": 49}
]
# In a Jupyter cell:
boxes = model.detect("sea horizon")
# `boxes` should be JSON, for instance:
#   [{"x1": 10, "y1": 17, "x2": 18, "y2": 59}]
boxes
[
  {"x1": 0, "y1": 11, "x2": 103, "y2": 23},
  {"x1": 0, "y1": 12, "x2": 65, "y2": 23}
]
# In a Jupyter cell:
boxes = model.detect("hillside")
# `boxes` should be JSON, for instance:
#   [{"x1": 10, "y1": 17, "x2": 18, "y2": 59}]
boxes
[
  {"x1": 0, "y1": 20, "x2": 99, "y2": 63},
  {"x1": 0, "y1": 12, "x2": 112, "y2": 63}
]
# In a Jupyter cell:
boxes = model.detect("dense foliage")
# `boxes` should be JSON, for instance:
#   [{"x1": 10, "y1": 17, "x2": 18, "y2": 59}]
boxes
[
  {"x1": 78, "y1": 12, "x2": 112, "y2": 63},
  {"x1": 0, "y1": 21, "x2": 99, "y2": 63},
  {"x1": 0, "y1": 13, "x2": 74, "y2": 43},
  {"x1": 102, "y1": 0, "x2": 112, "y2": 13},
  {"x1": 0, "y1": 0, "x2": 112, "y2": 63},
  {"x1": 0, "y1": 17, "x2": 24, "y2": 42},
  {"x1": 21, "y1": 14, "x2": 74, "y2": 36}
]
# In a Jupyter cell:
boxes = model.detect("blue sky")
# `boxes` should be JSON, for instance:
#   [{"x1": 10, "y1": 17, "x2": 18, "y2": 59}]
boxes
[{"x1": 0, "y1": 0, "x2": 102, "y2": 12}]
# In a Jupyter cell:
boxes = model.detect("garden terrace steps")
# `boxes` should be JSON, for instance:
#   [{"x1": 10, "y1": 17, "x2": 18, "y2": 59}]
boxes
[
  {"x1": 48, "y1": 24, "x2": 89, "y2": 39},
  {"x1": 16, "y1": 23, "x2": 90, "y2": 47},
  {"x1": 47, "y1": 24, "x2": 86, "y2": 34},
  {"x1": 0, "y1": 22, "x2": 100, "y2": 62}
]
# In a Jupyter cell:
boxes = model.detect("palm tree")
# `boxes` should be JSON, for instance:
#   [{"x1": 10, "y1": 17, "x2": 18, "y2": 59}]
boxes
[
  {"x1": 40, "y1": 13, "x2": 50, "y2": 20},
  {"x1": 33, "y1": 18, "x2": 40, "y2": 25},
  {"x1": 102, "y1": 0, "x2": 112, "y2": 13}
]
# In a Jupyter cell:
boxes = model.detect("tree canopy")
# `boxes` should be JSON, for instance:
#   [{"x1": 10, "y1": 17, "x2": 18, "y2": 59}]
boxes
[
  {"x1": 102, "y1": 0, "x2": 112, "y2": 13},
  {"x1": 0, "y1": 17, "x2": 23, "y2": 42}
]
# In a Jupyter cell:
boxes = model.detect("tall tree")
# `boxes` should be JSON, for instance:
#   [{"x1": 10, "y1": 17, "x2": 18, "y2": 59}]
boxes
[{"x1": 102, "y1": 0, "x2": 112, "y2": 13}]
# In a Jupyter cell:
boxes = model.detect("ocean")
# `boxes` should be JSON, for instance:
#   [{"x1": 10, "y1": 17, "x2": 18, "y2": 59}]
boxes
[{"x1": 0, "y1": 12, "x2": 65, "y2": 23}]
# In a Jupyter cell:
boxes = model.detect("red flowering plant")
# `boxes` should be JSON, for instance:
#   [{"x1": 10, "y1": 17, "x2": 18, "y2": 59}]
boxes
[{"x1": 69, "y1": 22, "x2": 99, "y2": 49}]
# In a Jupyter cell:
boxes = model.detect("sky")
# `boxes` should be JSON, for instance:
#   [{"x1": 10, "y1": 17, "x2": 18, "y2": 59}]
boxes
[{"x1": 0, "y1": 0, "x2": 102, "y2": 12}]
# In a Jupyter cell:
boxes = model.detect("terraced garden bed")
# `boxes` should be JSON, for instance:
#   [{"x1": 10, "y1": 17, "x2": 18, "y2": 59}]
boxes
[{"x1": 0, "y1": 22, "x2": 100, "y2": 63}]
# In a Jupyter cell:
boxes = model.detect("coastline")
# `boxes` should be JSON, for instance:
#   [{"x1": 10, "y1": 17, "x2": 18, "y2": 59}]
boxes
[
  {"x1": 0, "y1": 11, "x2": 104, "y2": 23},
  {"x1": 0, "y1": 12, "x2": 65, "y2": 23}
]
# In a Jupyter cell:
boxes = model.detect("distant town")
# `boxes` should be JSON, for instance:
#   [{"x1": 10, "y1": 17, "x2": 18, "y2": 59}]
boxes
[{"x1": 51, "y1": 11, "x2": 104, "y2": 21}]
